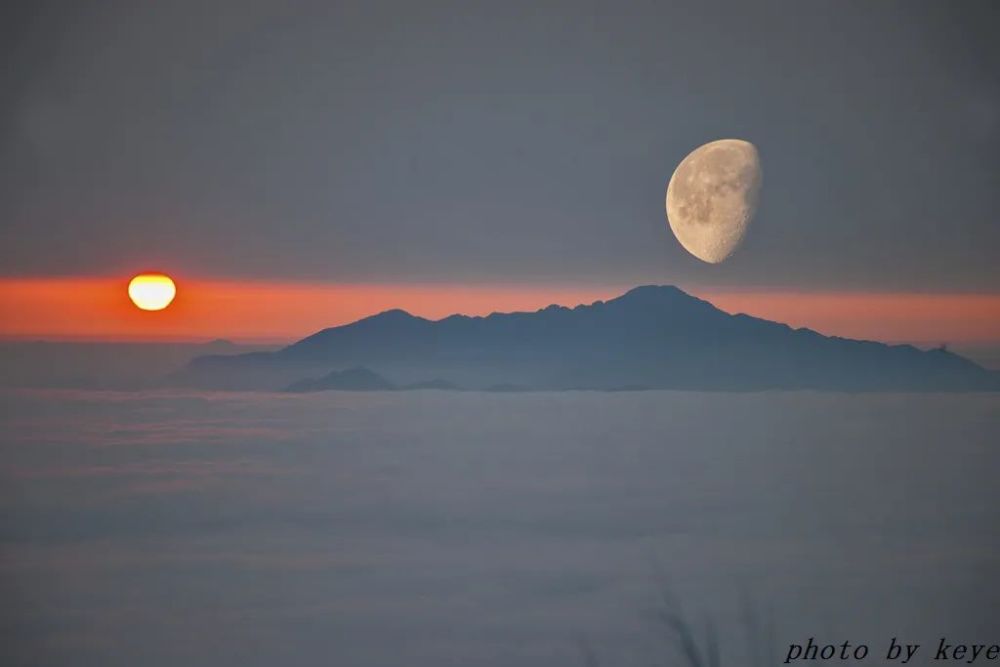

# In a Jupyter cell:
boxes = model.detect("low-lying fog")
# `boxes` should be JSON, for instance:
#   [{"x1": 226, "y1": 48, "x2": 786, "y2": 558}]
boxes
[{"x1": 1, "y1": 389, "x2": 997, "y2": 666}]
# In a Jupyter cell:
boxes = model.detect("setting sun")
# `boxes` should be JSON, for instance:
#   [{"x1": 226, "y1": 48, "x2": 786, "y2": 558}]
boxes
[{"x1": 128, "y1": 274, "x2": 176, "y2": 311}]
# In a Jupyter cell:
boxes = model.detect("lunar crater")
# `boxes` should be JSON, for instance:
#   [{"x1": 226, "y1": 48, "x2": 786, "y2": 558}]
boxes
[{"x1": 666, "y1": 139, "x2": 761, "y2": 263}]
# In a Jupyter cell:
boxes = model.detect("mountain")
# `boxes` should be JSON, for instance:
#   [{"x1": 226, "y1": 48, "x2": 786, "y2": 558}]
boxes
[
  {"x1": 176, "y1": 286, "x2": 999, "y2": 392},
  {"x1": 284, "y1": 369, "x2": 463, "y2": 393},
  {"x1": 285, "y1": 367, "x2": 395, "y2": 393}
]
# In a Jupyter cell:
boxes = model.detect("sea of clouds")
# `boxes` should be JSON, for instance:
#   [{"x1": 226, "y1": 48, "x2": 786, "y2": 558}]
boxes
[{"x1": 1, "y1": 389, "x2": 997, "y2": 666}]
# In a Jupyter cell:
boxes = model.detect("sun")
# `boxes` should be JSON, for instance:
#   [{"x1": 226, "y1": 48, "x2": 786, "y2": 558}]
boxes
[{"x1": 128, "y1": 273, "x2": 177, "y2": 311}]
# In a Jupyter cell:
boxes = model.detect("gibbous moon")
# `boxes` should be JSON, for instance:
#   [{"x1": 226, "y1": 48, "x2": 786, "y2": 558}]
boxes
[
  {"x1": 128, "y1": 274, "x2": 177, "y2": 311},
  {"x1": 666, "y1": 139, "x2": 761, "y2": 264}
]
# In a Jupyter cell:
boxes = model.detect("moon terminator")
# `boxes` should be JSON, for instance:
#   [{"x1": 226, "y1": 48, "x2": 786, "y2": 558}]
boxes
[{"x1": 666, "y1": 139, "x2": 762, "y2": 264}]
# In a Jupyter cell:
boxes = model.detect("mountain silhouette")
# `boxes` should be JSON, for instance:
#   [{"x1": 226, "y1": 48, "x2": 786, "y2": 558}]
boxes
[
  {"x1": 285, "y1": 367, "x2": 395, "y2": 393},
  {"x1": 284, "y1": 368, "x2": 462, "y2": 393},
  {"x1": 178, "y1": 285, "x2": 998, "y2": 392}
]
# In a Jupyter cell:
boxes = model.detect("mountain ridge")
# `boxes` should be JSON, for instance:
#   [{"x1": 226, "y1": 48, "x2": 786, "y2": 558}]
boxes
[{"x1": 178, "y1": 285, "x2": 998, "y2": 392}]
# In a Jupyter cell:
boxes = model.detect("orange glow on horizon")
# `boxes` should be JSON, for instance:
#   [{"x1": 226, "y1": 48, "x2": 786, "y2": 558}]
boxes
[
  {"x1": 0, "y1": 277, "x2": 997, "y2": 346},
  {"x1": 695, "y1": 289, "x2": 1000, "y2": 346},
  {"x1": 0, "y1": 278, "x2": 627, "y2": 343}
]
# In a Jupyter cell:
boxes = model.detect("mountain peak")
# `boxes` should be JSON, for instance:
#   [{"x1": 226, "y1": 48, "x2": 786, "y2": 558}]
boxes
[
  {"x1": 604, "y1": 285, "x2": 715, "y2": 315},
  {"x1": 614, "y1": 285, "x2": 687, "y2": 302},
  {"x1": 364, "y1": 308, "x2": 420, "y2": 322},
  {"x1": 350, "y1": 308, "x2": 430, "y2": 329}
]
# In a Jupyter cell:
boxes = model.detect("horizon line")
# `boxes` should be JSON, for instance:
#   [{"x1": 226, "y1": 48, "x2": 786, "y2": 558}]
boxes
[{"x1": 1, "y1": 278, "x2": 999, "y2": 347}]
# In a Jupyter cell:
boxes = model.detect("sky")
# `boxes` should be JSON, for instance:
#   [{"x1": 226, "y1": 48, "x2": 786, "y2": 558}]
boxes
[{"x1": 1, "y1": 1, "x2": 998, "y2": 341}]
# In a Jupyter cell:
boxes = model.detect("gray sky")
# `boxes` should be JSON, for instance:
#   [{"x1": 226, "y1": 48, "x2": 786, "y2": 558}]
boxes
[{"x1": 2, "y1": 0, "x2": 997, "y2": 290}]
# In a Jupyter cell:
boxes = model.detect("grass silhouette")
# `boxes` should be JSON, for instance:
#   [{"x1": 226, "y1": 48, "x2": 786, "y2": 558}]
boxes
[{"x1": 580, "y1": 585, "x2": 776, "y2": 666}]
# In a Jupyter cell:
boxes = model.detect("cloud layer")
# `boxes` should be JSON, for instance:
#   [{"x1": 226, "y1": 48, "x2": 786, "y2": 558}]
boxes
[{"x1": 1, "y1": 388, "x2": 998, "y2": 665}]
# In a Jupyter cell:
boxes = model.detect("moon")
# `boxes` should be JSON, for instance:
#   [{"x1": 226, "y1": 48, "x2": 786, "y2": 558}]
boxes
[
  {"x1": 128, "y1": 274, "x2": 177, "y2": 311},
  {"x1": 666, "y1": 139, "x2": 761, "y2": 263}
]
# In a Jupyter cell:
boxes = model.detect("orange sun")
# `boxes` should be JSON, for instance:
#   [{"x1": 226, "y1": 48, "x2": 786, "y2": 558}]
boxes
[{"x1": 128, "y1": 273, "x2": 177, "y2": 311}]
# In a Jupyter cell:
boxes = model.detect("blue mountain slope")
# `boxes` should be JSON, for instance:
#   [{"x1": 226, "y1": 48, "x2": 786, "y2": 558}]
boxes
[{"x1": 180, "y1": 286, "x2": 998, "y2": 392}]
